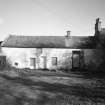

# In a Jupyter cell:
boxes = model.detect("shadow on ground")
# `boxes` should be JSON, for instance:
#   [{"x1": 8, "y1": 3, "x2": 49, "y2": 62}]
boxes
[{"x1": 0, "y1": 73, "x2": 105, "y2": 105}]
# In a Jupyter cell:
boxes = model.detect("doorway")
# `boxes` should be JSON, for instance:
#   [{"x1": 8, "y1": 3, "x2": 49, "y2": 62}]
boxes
[
  {"x1": 30, "y1": 58, "x2": 36, "y2": 69},
  {"x1": 72, "y1": 51, "x2": 81, "y2": 69},
  {"x1": 42, "y1": 56, "x2": 47, "y2": 69}
]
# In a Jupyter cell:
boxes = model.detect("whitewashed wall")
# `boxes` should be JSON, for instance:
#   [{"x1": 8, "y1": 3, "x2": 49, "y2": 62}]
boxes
[{"x1": 2, "y1": 47, "x2": 102, "y2": 70}]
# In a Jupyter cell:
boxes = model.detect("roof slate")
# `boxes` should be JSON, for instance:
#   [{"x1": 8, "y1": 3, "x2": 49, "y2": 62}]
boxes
[
  {"x1": 2, "y1": 35, "x2": 65, "y2": 48},
  {"x1": 66, "y1": 36, "x2": 96, "y2": 48},
  {"x1": 2, "y1": 35, "x2": 96, "y2": 48}
]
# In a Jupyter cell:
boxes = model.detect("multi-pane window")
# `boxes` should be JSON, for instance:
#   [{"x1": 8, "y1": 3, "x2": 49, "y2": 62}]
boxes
[
  {"x1": 30, "y1": 58, "x2": 36, "y2": 67},
  {"x1": 52, "y1": 57, "x2": 57, "y2": 66}
]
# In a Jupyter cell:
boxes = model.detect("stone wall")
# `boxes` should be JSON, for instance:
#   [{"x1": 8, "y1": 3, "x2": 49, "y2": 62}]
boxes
[{"x1": 2, "y1": 47, "x2": 102, "y2": 71}]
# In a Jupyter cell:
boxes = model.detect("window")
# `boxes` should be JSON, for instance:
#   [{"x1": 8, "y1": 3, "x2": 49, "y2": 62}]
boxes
[
  {"x1": 30, "y1": 58, "x2": 36, "y2": 69},
  {"x1": 52, "y1": 57, "x2": 57, "y2": 66},
  {"x1": 30, "y1": 58, "x2": 36, "y2": 66}
]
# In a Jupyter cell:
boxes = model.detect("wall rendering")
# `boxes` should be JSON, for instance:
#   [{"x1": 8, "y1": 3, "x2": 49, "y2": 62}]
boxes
[{"x1": 2, "y1": 47, "x2": 103, "y2": 71}]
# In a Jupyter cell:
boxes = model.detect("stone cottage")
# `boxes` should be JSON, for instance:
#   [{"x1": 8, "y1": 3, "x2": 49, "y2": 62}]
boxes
[{"x1": 1, "y1": 18, "x2": 105, "y2": 71}]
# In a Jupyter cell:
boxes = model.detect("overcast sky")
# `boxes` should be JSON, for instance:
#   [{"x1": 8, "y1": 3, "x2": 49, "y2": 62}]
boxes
[{"x1": 0, "y1": 0, "x2": 105, "y2": 40}]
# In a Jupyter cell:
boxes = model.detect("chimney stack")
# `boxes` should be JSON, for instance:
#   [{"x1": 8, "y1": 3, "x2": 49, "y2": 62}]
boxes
[
  {"x1": 95, "y1": 18, "x2": 101, "y2": 33},
  {"x1": 66, "y1": 31, "x2": 71, "y2": 37}
]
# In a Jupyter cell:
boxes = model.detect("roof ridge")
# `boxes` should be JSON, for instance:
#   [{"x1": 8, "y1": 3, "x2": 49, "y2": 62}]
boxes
[{"x1": 8, "y1": 35, "x2": 65, "y2": 37}]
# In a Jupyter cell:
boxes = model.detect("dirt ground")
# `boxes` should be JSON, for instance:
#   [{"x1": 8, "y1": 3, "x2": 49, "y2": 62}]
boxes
[{"x1": 0, "y1": 69, "x2": 105, "y2": 105}]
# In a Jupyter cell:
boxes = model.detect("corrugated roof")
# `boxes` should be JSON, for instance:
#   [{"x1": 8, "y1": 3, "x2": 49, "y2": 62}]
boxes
[{"x1": 2, "y1": 35, "x2": 96, "y2": 48}]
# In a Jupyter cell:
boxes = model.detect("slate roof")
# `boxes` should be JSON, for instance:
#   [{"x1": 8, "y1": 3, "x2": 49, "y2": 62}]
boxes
[
  {"x1": 2, "y1": 35, "x2": 96, "y2": 48},
  {"x1": 2, "y1": 35, "x2": 65, "y2": 48},
  {"x1": 66, "y1": 36, "x2": 96, "y2": 48}
]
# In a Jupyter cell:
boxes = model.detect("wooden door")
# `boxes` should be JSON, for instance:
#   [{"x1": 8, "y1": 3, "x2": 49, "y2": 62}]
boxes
[
  {"x1": 72, "y1": 51, "x2": 80, "y2": 69},
  {"x1": 30, "y1": 58, "x2": 36, "y2": 69}
]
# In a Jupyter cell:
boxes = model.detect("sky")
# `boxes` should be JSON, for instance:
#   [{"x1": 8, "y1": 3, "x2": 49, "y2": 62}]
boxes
[{"x1": 0, "y1": 0, "x2": 105, "y2": 41}]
